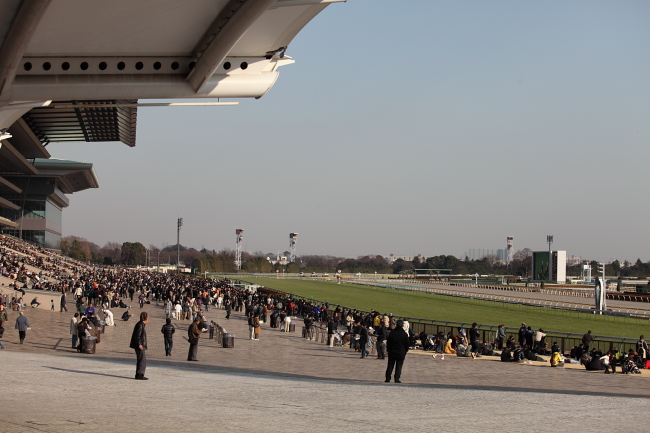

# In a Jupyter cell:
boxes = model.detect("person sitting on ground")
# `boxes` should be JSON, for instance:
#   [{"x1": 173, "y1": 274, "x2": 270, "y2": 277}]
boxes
[
  {"x1": 118, "y1": 299, "x2": 129, "y2": 308},
  {"x1": 444, "y1": 339, "x2": 456, "y2": 354},
  {"x1": 103, "y1": 309, "x2": 115, "y2": 326},
  {"x1": 583, "y1": 353, "x2": 606, "y2": 371},
  {"x1": 512, "y1": 345, "x2": 525, "y2": 363},
  {"x1": 122, "y1": 309, "x2": 133, "y2": 321},
  {"x1": 506, "y1": 335, "x2": 516, "y2": 349},
  {"x1": 30, "y1": 297, "x2": 41, "y2": 308},
  {"x1": 501, "y1": 347, "x2": 513, "y2": 362},
  {"x1": 550, "y1": 351, "x2": 565, "y2": 367}
]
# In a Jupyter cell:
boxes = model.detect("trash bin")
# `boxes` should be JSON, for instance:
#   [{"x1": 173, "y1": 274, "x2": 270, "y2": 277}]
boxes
[
  {"x1": 289, "y1": 323, "x2": 296, "y2": 332},
  {"x1": 98, "y1": 321, "x2": 105, "y2": 334},
  {"x1": 95, "y1": 327, "x2": 101, "y2": 344},
  {"x1": 81, "y1": 336, "x2": 97, "y2": 354},
  {"x1": 222, "y1": 333, "x2": 235, "y2": 348},
  {"x1": 209, "y1": 325, "x2": 215, "y2": 339}
]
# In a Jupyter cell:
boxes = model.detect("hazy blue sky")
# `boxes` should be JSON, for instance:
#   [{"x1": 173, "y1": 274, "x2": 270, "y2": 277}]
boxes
[{"x1": 51, "y1": 0, "x2": 649, "y2": 262}]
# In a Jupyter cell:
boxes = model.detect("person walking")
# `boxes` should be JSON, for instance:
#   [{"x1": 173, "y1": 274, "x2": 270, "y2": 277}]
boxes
[
  {"x1": 15, "y1": 311, "x2": 30, "y2": 344},
  {"x1": 70, "y1": 313, "x2": 80, "y2": 348},
  {"x1": 187, "y1": 317, "x2": 202, "y2": 361},
  {"x1": 129, "y1": 312, "x2": 149, "y2": 380},
  {"x1": 161, "y1": 318, "x2": 175, "y2": 356},
  {"x1": 385, "y1": 319, "x2": 409, "y2": 383},
  {"x1": 253, "y1": 314, "x2": 261, "y2": 341}
]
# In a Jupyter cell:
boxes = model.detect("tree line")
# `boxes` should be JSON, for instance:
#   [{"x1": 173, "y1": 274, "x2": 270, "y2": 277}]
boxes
[{"x1": 57, "y1": 236, "x2": 649, "y2": 279}]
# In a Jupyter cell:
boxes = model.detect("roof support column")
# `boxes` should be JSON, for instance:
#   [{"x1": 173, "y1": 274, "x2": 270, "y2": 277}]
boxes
[
  {"x1": 186, "y1": 0, "x2": 277, "y2": 93},
  {"x1": 0, "y1": 0, "x2": 52, "y2": 99}
]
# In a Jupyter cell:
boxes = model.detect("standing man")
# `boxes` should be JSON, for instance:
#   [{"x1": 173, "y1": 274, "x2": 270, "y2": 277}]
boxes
[
  {"x1": 15, "y1": 311, "x2": 30, "y2": 344},
  {"x1": 161, "y1": 318, "x2": 175, "y2": 356},
  {"x1": 327, "y1": 317, "x2": 337, "y2": 347},
  {"x1": 495, "y1": 324, "x2": 506, "y2": 350},
  {"x1": 469, "y1": 322, "x2": 480, "y2": 359},
  {"x1": 129, "y1": 312, "x2": 149, "y2": 380},
  {"x1": 225, "y1": 299, "x2": 232, "y2": 319},
  {"x1": 385, "y1": 319, "x2": 409, "y2": 383},
  {"x1": 60, "y1": 292, "x2": 68, "y2": 312},
  {"x1": 70, "y1": 313, "x2": 80, "y2": 349},
  {"x1": 582, "y1": 330, "x2": 594, "y2": 352},
  {"x1": 187, "y1": 317, "x2": 202, "y2": 361},
  {"x1": 359, "y1": 322, "x2": 369, "y2": 358},
  {"x1": 0, "y1": 304, "x2": 7, "y2": 349},
  {"x1": 375, "y1": 323, "x2": 386, "y2": 359}
]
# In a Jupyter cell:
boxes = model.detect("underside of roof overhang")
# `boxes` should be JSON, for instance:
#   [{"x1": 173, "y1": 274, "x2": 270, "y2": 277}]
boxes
[{"x1": 0, "y1": 0, "x2": 345, "y2": 143}]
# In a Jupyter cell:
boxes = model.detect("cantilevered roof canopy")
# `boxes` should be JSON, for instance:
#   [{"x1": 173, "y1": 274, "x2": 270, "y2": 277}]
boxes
[
  {"x1": 32, "y1": 158, "x2": 99, "y2": 194},
  {"x1": 0, "y1": 0, "x2": 345, "y2": 143},
  {"x1": 0, "y1": 0, "x2": 345, "y2": 102}
]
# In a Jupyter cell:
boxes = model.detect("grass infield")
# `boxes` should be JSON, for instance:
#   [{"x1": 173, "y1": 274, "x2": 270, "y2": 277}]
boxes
[{"x1": 238, "y1": 276, "x2": 650, "y2": 339}]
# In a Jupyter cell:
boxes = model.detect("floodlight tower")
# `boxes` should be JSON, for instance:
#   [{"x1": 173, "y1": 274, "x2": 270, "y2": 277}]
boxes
[
  {"x1": 235, "y1": 229, "x2": 244, "y2": 270},
  {"x1": 547, "y1": 235, "x2": 553, "y2": 282},
  {"x1": 506, "y1": 236, "x2": 514, "y2": 266},
  {"x1": 176, "y1": 217, "x2": 183, "y2": 273},
  {"x1": 289, "y1": 233, "x2": 298, "y2": 263}
]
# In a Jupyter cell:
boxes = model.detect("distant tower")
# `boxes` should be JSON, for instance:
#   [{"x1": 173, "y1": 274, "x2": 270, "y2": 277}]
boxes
[
  {"x1": 289, "y1": 233, "x2": 298, "y2": 262},
  {"x1": 506, "y1": 236, "x2": 514, "y2": 265},
  {"x1": 235, "y1": 229, "x2": 244, "y2": 270}
]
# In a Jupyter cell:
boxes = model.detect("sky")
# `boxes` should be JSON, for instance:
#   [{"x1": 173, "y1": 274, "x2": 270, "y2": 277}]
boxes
[{"x1": 50, "y1": 0, "x2": 649, "y2": 263}]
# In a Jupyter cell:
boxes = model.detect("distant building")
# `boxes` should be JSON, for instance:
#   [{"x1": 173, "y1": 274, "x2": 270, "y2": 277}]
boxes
[{"x1": 386, "y1": 254, "x2": 426, "y2": 264}]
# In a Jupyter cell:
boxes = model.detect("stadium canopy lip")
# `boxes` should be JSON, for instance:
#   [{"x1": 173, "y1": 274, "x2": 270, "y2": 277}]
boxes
[
  {"x1": 0, "y1": 0, "x2": 346, "y2": 102},
  {"x1": 32, "y1": 158, "x2": 100, "y2": 193},
  {"x1": 0, "y1": 0, "x2": 346, "y2": 145}
]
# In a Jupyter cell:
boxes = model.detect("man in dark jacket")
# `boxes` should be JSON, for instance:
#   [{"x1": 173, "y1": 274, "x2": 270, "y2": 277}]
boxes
[
  {"x1": 327, "y1": 317, "x2": 337, "y2": 347},
  {"x1": 359, "y1": 323, "x2": 369, "y2": 358},
  {"x1": 129, "y1": 312, "x2": 148, "y2": 380},
  {"x1": 225, "y1": 299, "x2": 232, "y2": 319},
  {"x1": 385, "y1": 319, "x2": 409, "y2": 383},
  {"x1": 375, "y1": 324, "x2": 386, "y2": 359},
  {"x1": 187, "y1": 318, "x2": 202, "y2": 361},
  {"x1": 469, "y1": 322, "x2": 480, "y2": 358},
  {"x1": 161, "y1": 317, "x2": 175, "y2": 356}
]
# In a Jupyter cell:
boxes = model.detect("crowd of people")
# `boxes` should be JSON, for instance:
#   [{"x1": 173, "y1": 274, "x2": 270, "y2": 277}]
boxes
[{"x1": 0, "y1": 234, "x2": 649, "y2": 381}]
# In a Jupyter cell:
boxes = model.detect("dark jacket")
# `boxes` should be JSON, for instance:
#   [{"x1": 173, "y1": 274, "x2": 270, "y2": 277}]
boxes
[
  {"x1": 161, "y1": 323, "x2": 175, "y2": 338},
  {"x1": 359, "y1": 326, "x2": 369, "y2": 344},
  {"x1": 129, "y1": 321, "x2": 147, "y2": 350},
  {"x1": 386, "y1": 327, "x2": 409, "y2": 360},
  {"x1": 188, "y1": 322, "x2": 202, "y2": 342},
  {"x1": 469, "y1": 326, "x2": 480, "y2": 343},
  {"x1": 327, "y1": 320, "x2": 337, "y2": 335},
  {"x1": 375, "y1": 326, "x2": 386, "y2": 341}
]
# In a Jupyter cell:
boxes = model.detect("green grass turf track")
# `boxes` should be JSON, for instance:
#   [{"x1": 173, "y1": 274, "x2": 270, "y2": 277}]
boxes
[{"x1": 238, "y1": 276, "x2": 650, "y2": 339}]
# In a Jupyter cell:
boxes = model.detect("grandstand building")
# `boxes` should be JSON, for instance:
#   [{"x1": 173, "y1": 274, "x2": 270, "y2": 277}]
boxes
[{"x1": 0, "y1": 0, "x2": 344, "y2": 247}]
